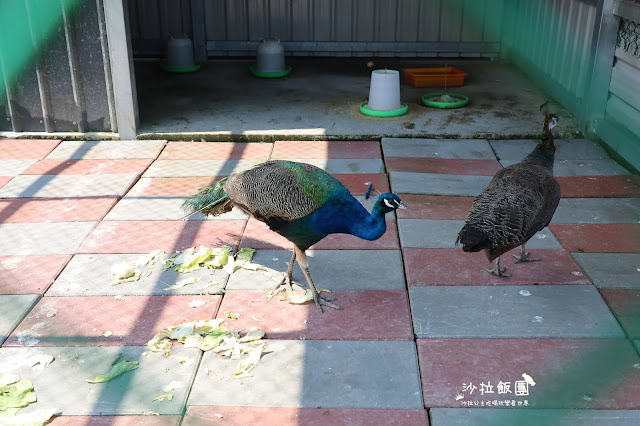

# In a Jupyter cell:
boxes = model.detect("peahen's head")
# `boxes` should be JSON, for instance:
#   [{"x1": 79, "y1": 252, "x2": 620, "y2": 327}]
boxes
[{"x1": 377, "y1": 193, "x2": 408, "y2": 213}]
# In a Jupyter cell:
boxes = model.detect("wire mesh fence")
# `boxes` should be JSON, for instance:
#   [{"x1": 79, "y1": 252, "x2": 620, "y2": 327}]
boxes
[{"x1": 617, "y1": 17, "x2": 640, "y2": 57}]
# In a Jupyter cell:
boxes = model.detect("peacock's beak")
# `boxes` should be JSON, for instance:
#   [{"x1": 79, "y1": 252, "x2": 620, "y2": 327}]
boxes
[{"x1": 397, "y1": 201, "x2": 408, "y2": 210}]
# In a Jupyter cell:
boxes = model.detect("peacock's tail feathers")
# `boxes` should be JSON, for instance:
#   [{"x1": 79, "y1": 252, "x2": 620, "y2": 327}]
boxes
[
  {"x1": 456, "y1": 224, "x2": 491, "y2": 253},
  {"x1": 182, "y1": 177, "x2": 233, "y2": 217}
]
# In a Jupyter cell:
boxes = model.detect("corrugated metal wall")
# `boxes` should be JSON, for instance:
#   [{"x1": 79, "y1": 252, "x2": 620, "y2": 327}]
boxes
[
  {"x1": 501, "y1": 0, "x2": 598, "y2": 119},
  {"x1": 595, "y1": 5, "x2": 640, "y2": 171},
  {"x1": 0, "y1": 0, "x2": 115, "y2": 133},
  {"x1": 129, "y1": 0, "x2": 504, "y2": 58}
]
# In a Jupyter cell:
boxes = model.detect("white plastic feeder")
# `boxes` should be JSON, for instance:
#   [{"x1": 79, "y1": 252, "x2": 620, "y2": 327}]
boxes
[
  {"x1": 161, "y1": 35, "x2": 200, "y2": 73},
  {"x1": 250, "y1": 39, "x2": 292, "y2": 77},
  {"x1": 360, "y1": 69, "x2": 408, "y2": 117},
  {"x1": 257, "y1": 39, "x2": 285, "y2": 72}
]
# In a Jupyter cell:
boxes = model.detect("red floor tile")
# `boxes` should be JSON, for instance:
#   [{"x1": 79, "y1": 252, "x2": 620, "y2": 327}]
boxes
[
  {"x1": 557, "y1": 175, "x2": 640, "y2": 198},
  {"x1": 78, "y1": 220, "x2": 246, "y2": 254},
  {"x1": 0, "y1": 255, "x2": 71, "y2": 294},
  {"x1": 216, "y1": 290, "x2": 413, "y2": 340},
  {"x1": 5, "y1": 295, "x2": 221, "y2": 346},
  {"x1": 271, "y1": 141, "x2": 381, "y2": 159},
  {"x1": 127, "y1": 177, "x2": 219, "y2": 197},
  {"x1": 240, "y1": 218, "x2": 399, "y2": 250},
  {"x1": 600, "y1": 290, "x2": 640, "y2": 338},
  {"x1": 403, "y1": 248, "x2": 591, "y2": 286},
  {"x1": 51, "y1": 416, "x2": 180, "y2": 426},
  {"x1": 158, "y1": 142, "x2": 273, "y2": 160},
  {"x1": 418, "y1": 338, "x2": 640, "y2": 409},
  {"x1": 184, "y1": 406, "x2": 428, "y2": 426},
  {"x1": 21, "y1": 159, "x2": 153, "y2": 175},
  {"x1": 333, "y1": 173, "x2": 390, "y2": 195},
  {"x1": 550, "y1": 224, "x2": 640, "y2": 253},
  {"x1": 0, "y1": 197, "x2": 118, "y2": 223},
  {"x1": 396, "y1": 194, "x2": 474, "y2": 220},
  {"x1": 386, "y1": 157, "x2": 503, "y2": 176},
  {"x1": 0, "y1": 139, "x2": 61, "y2": 159},
  {"x1": 0, "y1": 176, "x2": 12, "y2": 189}
]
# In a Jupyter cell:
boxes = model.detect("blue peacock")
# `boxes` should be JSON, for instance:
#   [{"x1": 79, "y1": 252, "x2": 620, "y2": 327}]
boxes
[{"x1": 182, "y1": 160, "x2": 407, "y2": 311}]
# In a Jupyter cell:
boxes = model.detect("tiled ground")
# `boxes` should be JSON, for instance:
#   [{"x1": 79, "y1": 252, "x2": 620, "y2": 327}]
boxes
[{"x1": 1, "y1": 138, "x2": 639, "y2": 425}]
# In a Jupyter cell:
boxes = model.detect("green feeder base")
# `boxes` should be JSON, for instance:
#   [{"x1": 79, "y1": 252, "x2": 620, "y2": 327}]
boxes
[
  {"x1": 360, "y1": 102, "x2": 409, "y2": 117},
  {"x1": 250, "y1": 65, "x2": 292, "y2": 78},
  {"x1": 422, "y1": 93, "x2": 469, "y2": 109}
]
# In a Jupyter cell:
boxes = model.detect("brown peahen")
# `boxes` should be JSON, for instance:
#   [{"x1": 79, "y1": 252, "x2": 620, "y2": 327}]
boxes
[
  {"x1": 456, "y1": 103, "x2": 560, "y2": 277},
  {"x1": 182, "y1": 160, "x2": 407, "y2": 311}
]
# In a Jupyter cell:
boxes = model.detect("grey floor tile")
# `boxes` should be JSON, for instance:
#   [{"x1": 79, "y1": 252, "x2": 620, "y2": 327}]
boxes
[
  {"x1": 572, "y1": 253, "x2": 640, "y2": 289},
  {"x1": 283, "y1": 158, "x2": 385, "y2": 174},
  {"x1": 410, "y1": 285, "x2": 624, "y2": 338},
  {"x1": 0, "y1": 159, "x2": 38, "y2": 176},
  {"x1": 0, "y1": 294, "x2": 39, "y2": 344},
  {"x1": 188, "y1": 340, "x2": 423, "y2": 409},
  {"x1": 46, "y1": 140, "x2": 167, "y2": 159},
  {"x1": 382, "y1": 138, "x2": 495, "y2": 159},
  {"x1": 227, "y1": 249, "x2": 406, "y2": 291},
  {"x1": 0, "y1": 222, "x2": 96, "y2": 255},
  {"x1": 390, "y1": 172, "x2": 492, "y2": 196},
  {"x1": 490, "y1": 139, "x2": 611, "y2": 161},
  {"x1": 430, "y1": 408, "x2": 640, "y2": 426},
  {"x1": 0, "y1": 346, "x2": 200, "y2": 415},
  {"x1": 399, "y1": 219, "x2": 464, "y2": 248},
  {"x1": 143, "y1": 159, "x2": 265, "y2": 177},
  {"x1": 0, "y1": 174, "x2": 138, "y2": 198},
  {"x1": 105, "y1": 198, "x2": 249, "y2": 221},
  {"x1": 398, "y1": 219, "x2": 560, "y2": 249},
  {"x1": 552, "y1": 198, "x2": 640, "y2": 224},
  {"x1": 499, "y1": 159, "x2": 629, "y2": 176},
  {"x1": 47, "y1": 253, "x2": 229, "y2": 296}
]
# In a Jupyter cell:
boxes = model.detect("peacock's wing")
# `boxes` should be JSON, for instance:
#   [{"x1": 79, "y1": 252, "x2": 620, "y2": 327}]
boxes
[
  {"x1": 465, "y1": 165, "x2": 559, "y2": 255},
  {"x1": 224, "y1": 161, "x2": 345, "y2": 226}
]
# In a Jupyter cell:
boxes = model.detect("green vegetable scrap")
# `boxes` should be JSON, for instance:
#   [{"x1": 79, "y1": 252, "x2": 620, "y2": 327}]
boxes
[
  {"x1": 0, "y1": 408, "x2": 56, "y2": 425},
  {"x1": 87, "y1": 360, "x2": 139, "y2": 384},
  {"x1": 146, "y1": 320, "x2": 266, "y2": 378},
  {"x1": 233, "y1": 247, "x2": 267, "y2": 272},
  {"x1": 224, "y1": 311, "x2": 240, "y2": 320},
  {"x1": 164, "y1": 277, "x2": 200, "y2": 290},
  {"x1": 0, "y1": 375, "x2": 36, "y2": 418},
  {"x1": 152, "y1": 394, "x2": 173, "y2": 402},
  {"x1": 286, "y1": 288, "x2": 332, "y2": 305}
]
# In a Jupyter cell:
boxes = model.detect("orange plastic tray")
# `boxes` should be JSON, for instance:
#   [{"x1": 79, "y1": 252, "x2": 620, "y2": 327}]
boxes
[{"x1": 402, "y1": 67, "x2": 467, "y2": 87}]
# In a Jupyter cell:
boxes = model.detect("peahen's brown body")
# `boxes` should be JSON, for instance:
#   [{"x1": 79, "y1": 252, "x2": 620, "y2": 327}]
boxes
[{"x1": 456, "y1": 106, "x2": 560, "y2": 277}]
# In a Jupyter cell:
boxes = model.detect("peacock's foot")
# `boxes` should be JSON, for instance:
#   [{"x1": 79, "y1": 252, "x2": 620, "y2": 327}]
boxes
[
  {"x1": 513, "y1": 251, "x2": 541, "y2": 264},
  {"x1": 486, "y1": 263, "x2": 511, "y2": 277},
  {"x1": 314, "y1": 292, "x2": 342, "y2": 313},
  {"x1": 274, "y1": 272, "x2": 295, "y2": 292}
]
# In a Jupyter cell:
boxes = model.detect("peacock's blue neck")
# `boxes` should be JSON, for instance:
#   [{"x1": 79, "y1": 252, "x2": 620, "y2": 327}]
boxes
[{"x1": 349, "y1": 199, "x2": 388, "y2": 241}]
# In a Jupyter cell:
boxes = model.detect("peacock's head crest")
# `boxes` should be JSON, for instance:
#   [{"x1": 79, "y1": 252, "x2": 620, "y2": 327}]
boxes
[{"x1": 378, "y1": 193, "x2": 408, "y2": 213}]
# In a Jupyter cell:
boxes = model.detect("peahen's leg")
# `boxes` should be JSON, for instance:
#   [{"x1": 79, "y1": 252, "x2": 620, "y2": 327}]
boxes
[
  {"x1": 487, "y1": 256, "x2": 511, "y2": 277},
  {"x1": 274, "y1": 251, "x2": 296, "y2": 292},
  {"x1": 294, "y1": 246, "x2": 342, "y2": 312},
  {"x1": 512, "y1": 243, "x2": 541, "y2": 263}
]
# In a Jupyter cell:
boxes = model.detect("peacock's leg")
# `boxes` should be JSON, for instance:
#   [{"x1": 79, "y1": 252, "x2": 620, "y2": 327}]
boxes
[
  {"x1": 274, "y1": 251, "x2": 296, "y2": 292},
  {"x1": 513, "y1": 243, "x2": 541, "y2": 263},
  {"x1": 487, "y1": 256, "x2": 511, "y2": 277},
  {"x1": 294, "y1": 246, "x2": 342, "y2": 312}
]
